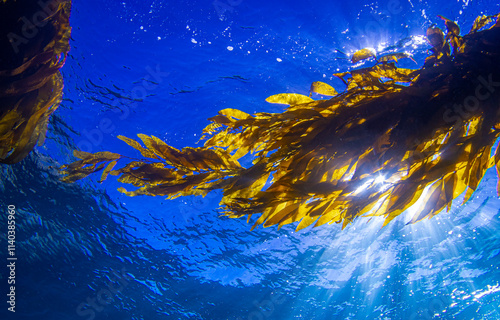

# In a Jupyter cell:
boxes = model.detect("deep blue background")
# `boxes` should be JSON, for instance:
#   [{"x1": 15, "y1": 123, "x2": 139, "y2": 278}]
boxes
[{"x1": 1, "y1": 0, "x2": 500, "y2": 319}]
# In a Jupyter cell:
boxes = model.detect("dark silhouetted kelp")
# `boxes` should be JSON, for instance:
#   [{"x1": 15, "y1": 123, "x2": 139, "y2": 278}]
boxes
[
  {"x1": 61, "y1": 15, "x2": 500, "y2": 231},
  {"x1": 0, "y1": 0, "x2": 71, "y2": 163}
]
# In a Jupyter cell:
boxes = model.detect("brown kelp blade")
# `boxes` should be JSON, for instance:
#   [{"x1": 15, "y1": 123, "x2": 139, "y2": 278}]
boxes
[
  {"x1": 0, "y1": 0, "x2": 72, "y2": 164},
  {"x1": 61, "y1": 14, "x2": 500, "y2": 231}
]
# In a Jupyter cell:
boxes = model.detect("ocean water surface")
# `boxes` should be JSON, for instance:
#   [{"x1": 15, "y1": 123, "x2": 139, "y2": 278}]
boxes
[{"x1": 1, "y1": 0, "x2": 500, "y2": 319}]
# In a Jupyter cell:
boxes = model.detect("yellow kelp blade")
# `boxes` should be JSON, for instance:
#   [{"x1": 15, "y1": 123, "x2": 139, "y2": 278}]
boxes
[
  {"x1": 309, "y1": 81, "x2": 338, "y2": 97},
  {"x1": 218, "y1": 108, "x2": 251, "y2": 120},
  {"x1": 470, "y1": 15, "x2": 494, "y2": 33},
  {"x1": 100, "y1": 160, "x2": 118, "y2": 183},
  {"x1": 426, "y1": 26, "x2": 446, "y2": 49},
  {"x1": 378, "y1": 53, "x2": 417, "y2": 64},
  {"x1": 265, "y1": 93, "x2": 314, "y2": 106},
  {"x1": 437, "y1": 15, "x2": 460, "y2": 36},
  {"x1": 117, "y1": 135, "x2": 159, "y2": 159},
  {"x1": 60, "y1": 150, "x2": 122, "y2": 183},
  {"x1": 351, "y1": 48, "x2": 376, "y2": 63}
]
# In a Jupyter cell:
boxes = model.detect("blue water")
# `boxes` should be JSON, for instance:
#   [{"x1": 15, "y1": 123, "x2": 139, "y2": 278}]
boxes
[{"x1": 1, "y1": 0, "x2": 500, "y2": 319}]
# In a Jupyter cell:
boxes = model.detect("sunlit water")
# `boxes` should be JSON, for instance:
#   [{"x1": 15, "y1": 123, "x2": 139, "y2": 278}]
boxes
[{"x1": 1, "y1": 0, "x2": 500, "y2": 319}]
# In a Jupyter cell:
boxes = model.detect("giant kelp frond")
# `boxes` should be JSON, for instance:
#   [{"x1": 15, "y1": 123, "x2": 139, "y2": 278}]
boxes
[
  {"x1": 0, "y1": 0, "x2": 72, "y2": 163},
  {"x1": 60, "y1": 134, "x2": 244, "y2": 199},
  {"x1": 61, "y1": 14, "x2": 500, "y2": 231}
]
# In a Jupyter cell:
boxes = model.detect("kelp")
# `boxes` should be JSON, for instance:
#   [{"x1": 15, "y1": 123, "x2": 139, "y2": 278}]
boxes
[
  {"x1": 0, "y1": 0, "x2": 71, "y2": 163},
  {"x1": 61, "y1": 14, "x2": 500, "y2": 231}
]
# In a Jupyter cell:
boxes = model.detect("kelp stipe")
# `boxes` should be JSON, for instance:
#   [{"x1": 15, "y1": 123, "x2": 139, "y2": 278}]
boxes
[
  {"x1": 0, "y1": 0, "x2": 71, "y2": 163},
  {"x1": 61, "y1": 14, "x2": 500, "y2": 231}
]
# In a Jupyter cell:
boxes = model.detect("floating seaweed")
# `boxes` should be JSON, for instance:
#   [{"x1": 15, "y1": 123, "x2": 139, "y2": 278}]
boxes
[
  {"x1": 0, "y1": 0, "x2": 71, "y2": 163},
  {"x1": 61, "y1": 14, "x2": 500, "y2": 231}
]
